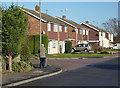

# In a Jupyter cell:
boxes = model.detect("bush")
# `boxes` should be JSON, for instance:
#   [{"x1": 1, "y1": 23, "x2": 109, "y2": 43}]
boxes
[
  {"x1": 100, "y1": 51, "x2": 109, "y2": 54},
  {"x1": 65, "y1": 41, "x2": 72, "y2": 53},
  {"x1": 20, "y1": 39, "x2": 31, "y2": 64},
  {"x1": 12, "y1": 61, "x2": 32, "y2": 72},
  {"x1": 98, "y1": 46, "x2": 103, "y2": 51},
  {"x1": 28, "y1": 34, "x2": 48, "y2": 55},
  {"x1": 94, "y1": 49, "x2": 98, "y2": 53}
]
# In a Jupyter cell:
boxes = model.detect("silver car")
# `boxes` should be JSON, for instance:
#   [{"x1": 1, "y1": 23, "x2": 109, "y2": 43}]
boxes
[{"x1": 72, "y1": 44, "x2": 92, "y2": 52}]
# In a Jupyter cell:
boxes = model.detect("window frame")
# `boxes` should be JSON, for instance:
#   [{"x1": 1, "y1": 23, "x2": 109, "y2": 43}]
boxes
[
  {"x1": 59, "y1": 25, "x2": 62, "y2": 32},
  {"x1": 47, "y1": 23, "x2": 51, "y2": 31},
  {"x1": 54, "y1": 24, "x2": 58, "y2": 32}
]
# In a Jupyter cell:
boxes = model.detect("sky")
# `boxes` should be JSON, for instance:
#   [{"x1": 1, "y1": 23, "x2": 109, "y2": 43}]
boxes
[{"x1": 2, "y1": 1, "x2": 118, "y2": 30}]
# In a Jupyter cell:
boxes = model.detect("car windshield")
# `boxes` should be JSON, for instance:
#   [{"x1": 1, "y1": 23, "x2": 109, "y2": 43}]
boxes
[{"x1": 76, "y1": 44, "x2": 88, "y2": 47}]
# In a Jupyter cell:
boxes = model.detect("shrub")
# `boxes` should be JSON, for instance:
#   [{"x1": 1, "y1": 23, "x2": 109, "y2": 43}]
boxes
[
  {"x1": 12, "y1": 61, "x2": 32, "y2": 72},
  {"x1": 94, "y1": 49, "x2": 98, "y2": 53},
  {"x1": 98, "y1": 46, "x2": 103, "y2": 51},
  {"x1": 65, "y1": 41, "x2": 72, "y2": 53},
  {"x1": 100, "y1": 51, "x2": 109, "y2": 54},
  {"x1": 20, "y1": 39, "x2": 31, "y2": 64}
]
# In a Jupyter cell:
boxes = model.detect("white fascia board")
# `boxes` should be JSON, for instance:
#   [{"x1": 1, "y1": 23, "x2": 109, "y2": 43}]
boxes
[
  {"x1": 80, "y1": 22, "x2": 99, "y2": 32},
  {"x1": 55, "y1": 17, "x2": 77, "y2": 28},
  {"x1": 89, "y1": 40, "x2": 100, "y2": 42},
  {"x1": 20, "y1": 8, "x2": 47, "y2": 22}
]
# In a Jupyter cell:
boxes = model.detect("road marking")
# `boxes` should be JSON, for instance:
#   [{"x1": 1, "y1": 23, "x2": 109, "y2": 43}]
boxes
[{"x1": 5, "y1": 70, "x2": 62, "y2": 87}]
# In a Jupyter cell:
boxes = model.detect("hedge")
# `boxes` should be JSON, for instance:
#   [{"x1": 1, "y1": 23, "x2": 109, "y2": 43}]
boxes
[
  {"x1": 28, "y1": 34, "x2": 48, "y2": 55},
  {"x1": 65, "y1": 41, "x2": 72, "y2": 53}
]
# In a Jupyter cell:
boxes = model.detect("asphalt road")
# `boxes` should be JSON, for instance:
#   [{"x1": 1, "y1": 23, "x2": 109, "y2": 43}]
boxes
[{"x1": 20, "y1": 57, "x2": 119, "y2": 86}]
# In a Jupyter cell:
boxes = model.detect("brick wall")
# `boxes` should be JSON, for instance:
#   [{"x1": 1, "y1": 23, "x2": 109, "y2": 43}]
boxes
[
  {"x1": 81, "y1": 24, "x2": 99, "y2": 40},
  {"x1": 59, "y1": 25, "x2": 67, "y2": 41},
  {"x1": 47, "y1": 23, "x2": 58, "y2": 40},
  {"x1": 27, "y1": 15, "x2": 47, "y2": 35},
  {"x1": 89, "y1": 42, "x2": 99, "y2": 50},
  {"x1": 77, "y1": 28, "x2": 82, "y2": 40},
  {"x1": 68, "y1": 26, "x2": 76, "y2": 46}
]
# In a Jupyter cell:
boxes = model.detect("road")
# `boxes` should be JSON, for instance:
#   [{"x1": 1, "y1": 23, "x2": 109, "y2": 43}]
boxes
[{"x1": 21, "y1": 56, "x2": 119, "y2": 86}]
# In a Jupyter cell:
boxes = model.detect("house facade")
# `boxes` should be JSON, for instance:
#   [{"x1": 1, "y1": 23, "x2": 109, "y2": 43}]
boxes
[
  {"x1": 21, "y1": 5, "x2": 114, "y2": 53},
  {"x1": 55, "y1": 16, "x2": 90, "y2": 46},
  {"x1": 21, "y1": 6, "x2": 68, "y2": 54},
  {"x1": 80, "y1": 22, "x2": 113, "y2": 49}
]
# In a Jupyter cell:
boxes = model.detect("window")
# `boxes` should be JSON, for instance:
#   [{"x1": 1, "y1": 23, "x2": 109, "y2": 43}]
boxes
[
  {"x1": 80, "y1": 29, "x2": 82, "y2": 34},
  {"x1": 52, "y1": 40, "x2": 56, "y2": 48},
  {"x1": 59, "y1": 25, "x2": 62, "y2": 32},
  {"x1": 65, "y1": 26, "x2": 67, "y2": 32},
  {"x1": 86, "y1": 30, "x2": 88, "y2": 35},
  {"x1": 48, "y1": 23, "x2": 51, "y2": 31},
  {"x1": 83, "y1": 30, "x2": 85, "y2": 35},
  {"x1": 54, "y1": 24, "x2": 58, "y2": 32},
  {"x1": 76, "y1": 29, "x2": 78, "y2": 34}
]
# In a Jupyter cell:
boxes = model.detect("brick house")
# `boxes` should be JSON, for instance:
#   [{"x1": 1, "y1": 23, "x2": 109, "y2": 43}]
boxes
[
  {"x1": 80, "y1": 22, "x2": 113, "y2": 49},
  {"x1": 55, "y1": 16, "x2": 90, "y2": 46},
  {"x1": 20, "y1": 6, "x2": 68, "y2": 54}
]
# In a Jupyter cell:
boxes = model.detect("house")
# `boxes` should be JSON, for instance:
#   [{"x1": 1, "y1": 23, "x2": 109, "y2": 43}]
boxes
[
  {"x1": 55, "y1": 16, "x2": 90, "y2": 47},
  {"x1": 20, "y1": 5, "x2": 69, "y2": 54},
  {"x1": 80, "y1": 21, "x2": 113, "y2": 49}
]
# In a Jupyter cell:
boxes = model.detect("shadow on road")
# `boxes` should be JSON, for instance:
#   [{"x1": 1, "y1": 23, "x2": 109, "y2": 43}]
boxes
[{"x1": 86, "y1": 57, "x2": 119, "y2": 70}]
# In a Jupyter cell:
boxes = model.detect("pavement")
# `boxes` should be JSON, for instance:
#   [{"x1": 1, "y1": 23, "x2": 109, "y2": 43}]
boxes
[{"x1": 2, "y1": 63, "x2": 61, "y2": 87}]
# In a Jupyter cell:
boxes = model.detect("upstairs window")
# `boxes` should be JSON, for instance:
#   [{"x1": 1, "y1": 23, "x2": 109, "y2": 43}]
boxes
[
  {"x1": 83, "y1": 30, "x2": 85, "y2": 35},
  {"x1": 80, "y1": 29, "x2": 82, "y2": 34},
  {"x1": 59, "y1": 25, "x2": 62, "y2": 32},
  {"x1": 65, "y1": 26, "x2": 67, "y2": 32},
  {"x1": 54, "y1": 24, "x2": 58, "y2": 32},
  {"x1": 47, "y1": 23, "x2": 51, "y2": 31},
  {"x1": 76, "y1": 29, "x2": 78, "y2": 34}
]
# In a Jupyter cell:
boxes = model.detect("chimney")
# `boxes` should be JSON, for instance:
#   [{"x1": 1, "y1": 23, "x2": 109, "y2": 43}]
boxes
[
  {"x1": 35, "y1": 5, "x2": 40, "y2": 12},
  {"x1": 86, "y1": 21, "x2": 89, "y2": 23},
  {"x1": 62, "y1": 15, "x2": 66, "y2": 19}
]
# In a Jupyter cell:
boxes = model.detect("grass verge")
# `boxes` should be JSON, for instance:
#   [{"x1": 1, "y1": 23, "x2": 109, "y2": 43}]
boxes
[{"x1": 46, "y1": 53, "x2": 111, "y2": 58}]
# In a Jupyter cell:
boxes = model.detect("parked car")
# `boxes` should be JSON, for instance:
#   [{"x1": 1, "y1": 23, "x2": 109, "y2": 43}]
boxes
[
  {"x1": 112, "y1": 43, "x2": 120, "y2": 49},
  {"x1": 72, "y1": 44, "x2": 92, "y2": 52}
]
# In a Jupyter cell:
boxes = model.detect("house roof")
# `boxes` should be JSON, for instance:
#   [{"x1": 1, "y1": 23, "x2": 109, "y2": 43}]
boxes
[
  {"x1": 80, "y1": 22, "x2": 109, "y2": 33},
  {"x1": 20, "y1": 7, "x2": 67, "y2": 26},
  {"x1": 55, "y1": 17, "x2": 82, "y2": 29}
]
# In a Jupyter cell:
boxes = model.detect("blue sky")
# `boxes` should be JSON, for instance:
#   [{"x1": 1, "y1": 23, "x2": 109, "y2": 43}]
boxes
[{"x1": 2, "y1": 2, "x2": 118, "y2": 29}]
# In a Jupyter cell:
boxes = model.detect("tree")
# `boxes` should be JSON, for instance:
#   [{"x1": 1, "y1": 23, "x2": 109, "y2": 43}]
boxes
[
  {"x1": 102, "y1": 18, "x2": 120, "y2": 43},
  {"x1": 2, "y1": 3, "x2": 28, "y2": 71}
]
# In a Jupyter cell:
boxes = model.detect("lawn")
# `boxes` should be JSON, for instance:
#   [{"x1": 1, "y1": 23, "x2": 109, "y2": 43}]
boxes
[{"x1": 46, "y1": 53, "x2": 111, "y2": 58}]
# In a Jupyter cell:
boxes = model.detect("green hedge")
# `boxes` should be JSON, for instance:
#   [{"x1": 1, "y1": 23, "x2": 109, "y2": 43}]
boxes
[
  {"x1": 65, "y1": 41, "x2": 72, "y2": 53},
  {"x1": 28, "y1": 34, "x2": 48, "y2": 55}
]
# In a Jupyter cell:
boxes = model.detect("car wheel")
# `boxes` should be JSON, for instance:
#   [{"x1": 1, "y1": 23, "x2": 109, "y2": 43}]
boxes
[
  {"x1": 72, "y1": 49, "x2": 74, "y2": 52},
  {"x1": 84, "y1": 49, "x2": 88, "y2": 52}
]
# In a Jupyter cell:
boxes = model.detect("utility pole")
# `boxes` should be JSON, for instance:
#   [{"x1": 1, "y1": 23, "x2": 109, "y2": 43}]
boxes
[{"x1": 39, "y1": 0, "x2": 42, "y2": 53}]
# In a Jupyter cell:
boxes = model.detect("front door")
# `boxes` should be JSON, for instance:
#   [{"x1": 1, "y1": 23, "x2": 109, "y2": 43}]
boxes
[{"x1": 60, "y1": 41, "x2": 62, "y2": 53}]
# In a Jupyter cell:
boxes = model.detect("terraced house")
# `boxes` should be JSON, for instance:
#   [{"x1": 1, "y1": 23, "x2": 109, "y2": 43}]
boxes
[
  {"x1": 56, "y1": 17, "x2": 113, "y2": 49},
  {"x1": 21, "y1": 5, "x2": 69, "y2": 54},
  {"x1": 21, "y1": 5, "x2": 113, "y2": 54},
  {"x1": 80, "y1": 22, "x2": 113, "y2": 49},
  {"x1": 55, "y1": 16, "x2": 90, "y2": 46}
]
